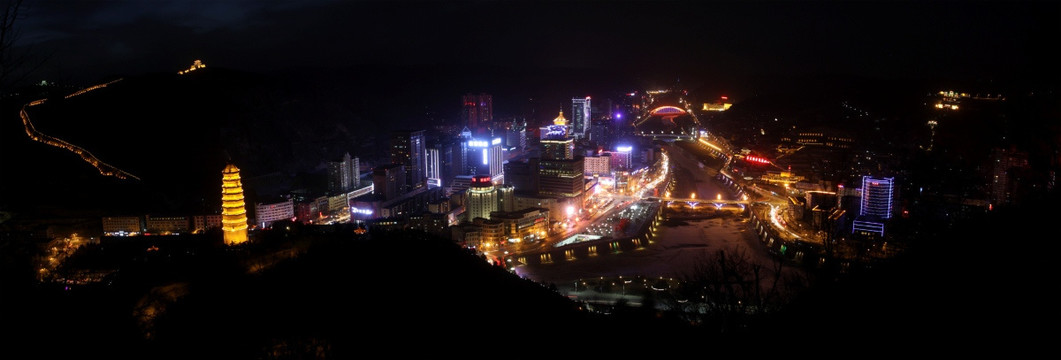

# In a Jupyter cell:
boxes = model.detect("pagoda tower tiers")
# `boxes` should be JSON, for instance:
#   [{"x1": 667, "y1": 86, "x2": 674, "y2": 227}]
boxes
[{"x1": 221, "y1": 163, "x2": 249, "y2": 245}]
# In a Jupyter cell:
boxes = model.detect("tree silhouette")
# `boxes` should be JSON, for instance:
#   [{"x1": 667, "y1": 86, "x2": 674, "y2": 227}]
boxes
[
  {"x1": 667, "y1": 245, "x2": 810, "y2": 334},
  {"x1": 0, "y1": 0, "x2": 46, "y2": 93}
]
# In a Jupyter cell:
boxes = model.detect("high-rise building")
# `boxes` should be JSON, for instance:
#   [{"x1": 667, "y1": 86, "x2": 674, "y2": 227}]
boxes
[
  {"x1": 990, "y1": 146, "x2": 1030, "y2": 207},
  {"x1": 221, "y1": 164, "x2": 249, "y2": 245},
  {"x1": 373, "y1": 164, "x2": 406, "y2": 201},
  {"x1": 497, "y1": 184, "x2": 516, "y2": 212},
  {"x1": 852, "y1": 175, "x2": 894, "y2": 238},
  {"x1": 461, "y1": 136, "x2": 504, "y2": 183},
  {"x1": 859, "y1": 176, "x2": 894, "y2": 219},
  {"x1": 541, "y1": 110, "x2": 575, "y2": 160},
  {"x1": 590, "y1": 117, "x2": 613, "y2": 146},
  {"x1": 610, "y1": 146, "x2": 633, "y2": 170},
  {"x1": 429, "y1": 137, "x2": 465, "y2": 191},
  {"x1": 327, "y1": 152, "x2": 359, "y2": 194},
  {"x1": 462, "y1": 93, "x2": 493, "y2": 130},
  {"x1": 426, "y1": 147, "x2": 441, "y2": 188},
  {"x1": 503, "y1": 157, "x2": 539, "y2": 195},
  {"x1": 503, "y1": 118, "x2": 527, "y2": 151},
  {"x1": 534, "y1": 109, "x2": 585, "y2": 209},
  {"x1": 571, "y1": 96, "x2": 591, "y2": 139},
  {"x1": 391, "y1": 130, "x2": 426, "y2": 194},
  {"x1": 537, "y1": 158, "x2": 584, "y2": 202},
  {"x1": 465, "y1": 175, "x2": 498, "y2": 222}
]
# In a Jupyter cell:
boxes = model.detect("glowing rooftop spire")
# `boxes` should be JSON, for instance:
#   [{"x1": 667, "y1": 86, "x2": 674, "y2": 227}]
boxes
[{"x1": 553, "y1": 109, "x2": 568, "y2": 126}]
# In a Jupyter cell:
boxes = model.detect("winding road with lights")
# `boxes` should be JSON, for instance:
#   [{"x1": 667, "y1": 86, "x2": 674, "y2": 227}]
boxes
[{"x1": 19, "y1": 79, "x2": 141, "y2": 181}]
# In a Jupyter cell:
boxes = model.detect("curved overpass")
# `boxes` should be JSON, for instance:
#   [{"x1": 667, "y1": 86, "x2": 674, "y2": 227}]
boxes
[{"x1": 633, "y1": 99, "x2": 701, "y2": 141}]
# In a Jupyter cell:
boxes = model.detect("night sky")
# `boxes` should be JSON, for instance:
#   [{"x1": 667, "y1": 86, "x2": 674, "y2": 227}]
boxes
[{"x1": 14, "y1": 0, "x2": 1060, "y2": 89}]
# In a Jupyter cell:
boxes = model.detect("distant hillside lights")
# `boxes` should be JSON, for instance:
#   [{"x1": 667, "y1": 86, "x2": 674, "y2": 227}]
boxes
[
  {"x1": 933, "y1": 89, "x2": 1004, "y2": 111},
  {"x1": 179, "y1": 59, "x2": 206, "y2": 75},
  {"x1": 702, "y1": 96, "x2": 732, "y2": 112}
]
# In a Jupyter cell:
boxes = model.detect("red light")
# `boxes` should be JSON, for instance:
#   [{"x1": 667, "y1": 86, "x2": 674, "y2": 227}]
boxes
[
  {"x1": 721, "y1": 96, "x2": 728, "y2": 100},
  {"x1": 744, "y1": 155, "x2": 770, "y2": 164}
]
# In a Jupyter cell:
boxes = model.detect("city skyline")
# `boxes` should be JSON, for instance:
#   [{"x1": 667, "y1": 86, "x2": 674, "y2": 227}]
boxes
[{"x1": 1, "y1": 1, "x2": 1058, "y2": 357}]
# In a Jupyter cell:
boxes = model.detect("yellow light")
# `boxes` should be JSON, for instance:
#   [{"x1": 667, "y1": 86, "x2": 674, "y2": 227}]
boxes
[{"x1": 221, "y1": 164, "x2": 249, "y2": 245}]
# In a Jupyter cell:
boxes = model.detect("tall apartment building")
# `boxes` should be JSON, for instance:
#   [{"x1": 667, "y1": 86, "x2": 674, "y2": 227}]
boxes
[
  {"x1": 328, "y1": 152, "x2": 359, "y2": 194},
  {"x1": 571, "y1": 96, "x2": 592, "y2": 139},
  {"x1": 852, "y1": 175, "x2": 895, "y2": 238},
  {"x1": 462, "y1": 93, "x2": 492, "y2": 130},
  {"x1": 391, "y1": 130, "x2": 426, "y2": 194},
  {"x1": 464, "y1": 175, "x2": 498, "y2": 222}
]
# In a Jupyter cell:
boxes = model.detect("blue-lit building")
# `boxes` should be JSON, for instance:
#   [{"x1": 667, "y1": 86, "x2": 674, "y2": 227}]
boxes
[
  {"x1": 460, "y1": 134, "x2": 505, "y2": 184},
  {"x1": 852, "y1": 175, "x2": 894, "y2": 238}
]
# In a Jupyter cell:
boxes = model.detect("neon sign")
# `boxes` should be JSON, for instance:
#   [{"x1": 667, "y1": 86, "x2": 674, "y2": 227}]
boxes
[{"x1": 744, "y1": 155, "x2": 770, "y2": 164}]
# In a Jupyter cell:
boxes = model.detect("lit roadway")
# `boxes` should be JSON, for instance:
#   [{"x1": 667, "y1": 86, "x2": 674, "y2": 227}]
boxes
[
  {"x1": 19, "y1": 79, "x2": 141, "y2": 181},
  {"x1": 502, "y1": 151, "x2": 673, "y2": 258},
  {"x1": 501, "y1": 127, "x2": 814, "y2": 262},
  {"x1": 684, "y1": 133, "x2": 811, "y2": 243}
]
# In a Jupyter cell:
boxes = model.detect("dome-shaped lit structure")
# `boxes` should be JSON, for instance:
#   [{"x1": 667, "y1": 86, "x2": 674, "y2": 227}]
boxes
[
  {"x1": 552, "y1": 110, "x2": 568, "y2": 126},
  {"x1": 634, "y1": 101, "x2": 701, "y2": 140},
  {"x1": 542, "y1": 109, "x2": 570, "y2": 140},
  {"x1": 221, "y1": 163, "x2": 249, "y2": 245}
]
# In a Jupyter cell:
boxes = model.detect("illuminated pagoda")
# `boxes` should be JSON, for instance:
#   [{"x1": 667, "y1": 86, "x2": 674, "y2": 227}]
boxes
[{"x1": 221, "y1": 163, "x2": 249, "y2": 245}]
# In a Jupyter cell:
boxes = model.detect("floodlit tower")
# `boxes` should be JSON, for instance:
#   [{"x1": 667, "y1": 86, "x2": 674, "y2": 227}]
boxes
[
  {"x1": 571, "y1": 96, "x2": 591, "y2": 139},
  {"x1": 221, "y1": 163, "x2": 249, "y2": 245}
]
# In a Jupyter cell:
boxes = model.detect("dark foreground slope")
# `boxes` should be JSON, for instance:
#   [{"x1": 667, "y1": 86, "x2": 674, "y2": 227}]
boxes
[{"x1": 1, "y1": 227, "x2": 711, "y2": 359}]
